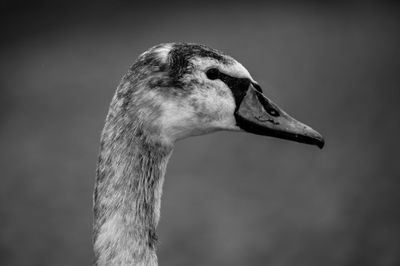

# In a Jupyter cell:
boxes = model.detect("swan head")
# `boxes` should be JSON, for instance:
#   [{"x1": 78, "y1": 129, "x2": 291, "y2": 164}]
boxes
[{"x1": 115, "y1": 43, "x2": 324, "y2": 148}]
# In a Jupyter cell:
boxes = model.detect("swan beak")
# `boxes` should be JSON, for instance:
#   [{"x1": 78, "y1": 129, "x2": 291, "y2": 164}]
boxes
[{"x1": 235, "y1": 84, "x2": 325, "y2": 149}]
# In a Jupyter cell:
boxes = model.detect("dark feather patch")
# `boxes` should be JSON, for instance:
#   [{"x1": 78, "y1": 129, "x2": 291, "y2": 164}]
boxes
[
  {"x1": 148, "y1": 228, "x2": 158, "y2": 249},
  {"x1": 168, "y1": 43, "x2": 229, "y2": 87}
]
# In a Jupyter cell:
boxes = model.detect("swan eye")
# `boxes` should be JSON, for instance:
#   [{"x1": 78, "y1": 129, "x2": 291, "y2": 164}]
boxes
[{"x1": 206, "y1": 68, "x2": 220, "y2": 80}]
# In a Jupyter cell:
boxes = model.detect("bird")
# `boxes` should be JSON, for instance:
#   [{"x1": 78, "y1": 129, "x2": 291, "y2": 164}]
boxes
[{"x1": 93, "y1": 42, "x2": 324, "y2": 266}]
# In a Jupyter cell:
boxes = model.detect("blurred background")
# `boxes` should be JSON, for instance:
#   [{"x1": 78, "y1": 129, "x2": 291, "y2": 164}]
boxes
[{"x1": 1, "y1": 0, "x2": 399, "y2": 265}]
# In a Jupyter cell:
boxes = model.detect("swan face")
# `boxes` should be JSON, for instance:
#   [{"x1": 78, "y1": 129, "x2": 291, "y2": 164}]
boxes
[
  {"x1": 121, "y1": 43, "x2": 324, "y2": 148},
  {"x1": 158, "y1": 54, "x2": 253, "y2": 141}
]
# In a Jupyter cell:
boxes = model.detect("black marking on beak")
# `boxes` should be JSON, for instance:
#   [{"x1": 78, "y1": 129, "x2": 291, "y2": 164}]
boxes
[
  {"x1": 235, "y1": 84, "x2": 325, "y2": 149},
  {"x1": 205, "y1": 68, "x2": 324, "y2": 148},
  {"x1": 206, "y1": 68, "x2": 250, "y2": 108}
]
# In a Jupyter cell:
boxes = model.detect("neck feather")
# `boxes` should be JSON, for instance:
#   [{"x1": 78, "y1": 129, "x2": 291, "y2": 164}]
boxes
[{"x1": 93, "y1": 110, "x2": 173, "y2": 266}]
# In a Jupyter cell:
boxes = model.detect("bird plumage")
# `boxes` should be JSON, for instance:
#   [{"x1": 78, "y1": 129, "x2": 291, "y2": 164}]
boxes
[{"x1": 94, "y1": 42, "x2": 324, "y2": 265}]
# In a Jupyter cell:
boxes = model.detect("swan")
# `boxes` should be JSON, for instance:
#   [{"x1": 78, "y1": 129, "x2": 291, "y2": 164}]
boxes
[{"x1": 93, "y1": 43, "x2": 324, "y2": 265}]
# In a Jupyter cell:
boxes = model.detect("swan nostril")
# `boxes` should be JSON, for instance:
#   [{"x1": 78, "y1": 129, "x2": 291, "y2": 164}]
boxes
[
  {"x1": 267, "y1": 108, "x2": 279, "y2": 117},
  {"x1": 255, "y1": 91, "x2": 280, "y2": 117}
]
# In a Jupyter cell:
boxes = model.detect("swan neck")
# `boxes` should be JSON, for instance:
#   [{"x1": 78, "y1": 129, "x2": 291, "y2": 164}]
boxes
[{"x1": 94, "y1": 124, "x2": 173, "y2": 266}]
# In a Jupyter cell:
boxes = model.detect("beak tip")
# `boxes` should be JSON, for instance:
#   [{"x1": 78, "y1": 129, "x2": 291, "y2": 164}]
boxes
[
  {"x1": 315, "y1": 136, "x2": 325, "y2": 149},
  {"x1": 317, "y1": 140, "x2": 325, "y2": 149}
]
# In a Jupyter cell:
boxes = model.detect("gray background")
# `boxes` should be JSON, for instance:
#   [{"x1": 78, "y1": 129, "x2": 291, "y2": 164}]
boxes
[{"x1": 1, "y1": 1, "x2": 399, "y2": 265}]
